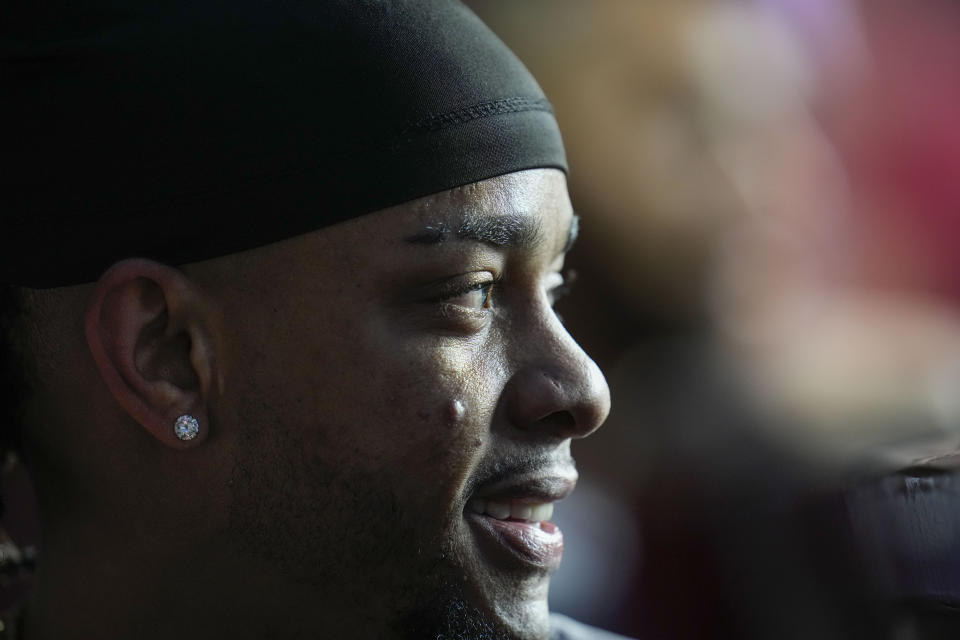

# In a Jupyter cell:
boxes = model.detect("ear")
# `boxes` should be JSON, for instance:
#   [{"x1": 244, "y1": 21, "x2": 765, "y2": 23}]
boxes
[{"x1": 84, "y1": 259, "x2": 216, "y2": 449}]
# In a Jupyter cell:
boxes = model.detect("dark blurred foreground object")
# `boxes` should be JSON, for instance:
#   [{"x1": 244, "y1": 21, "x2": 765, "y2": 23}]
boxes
[
  {"x1": 617, "y1": 341, "x2": 960, "y2": 639},
  {"x1": 847, "y1": 446, "x2": 960, "y2": 639},
  {"x1": 637, "y1": 433, "x2": 960, "y2": 640}
]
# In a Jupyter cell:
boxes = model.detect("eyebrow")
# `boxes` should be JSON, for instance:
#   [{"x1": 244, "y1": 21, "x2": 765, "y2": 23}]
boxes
[{"x1": 405, "y1": 212, "x2": 580, "y2": 254}]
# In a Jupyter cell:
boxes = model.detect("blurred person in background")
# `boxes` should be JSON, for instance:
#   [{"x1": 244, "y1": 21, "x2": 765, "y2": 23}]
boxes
[{"x1": 469, "y1": 0, "x2": 960, "y2": 637}]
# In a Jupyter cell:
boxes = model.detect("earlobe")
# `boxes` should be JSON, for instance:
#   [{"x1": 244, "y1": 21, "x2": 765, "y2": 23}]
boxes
[{"x1": 84, "y1": 259, "x2": 215, "y2": 449}]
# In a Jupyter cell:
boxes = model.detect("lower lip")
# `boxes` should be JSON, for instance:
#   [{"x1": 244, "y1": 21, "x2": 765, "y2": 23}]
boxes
[{"x1": 468, "y1": 513, "x2": 565, "y2": 570}]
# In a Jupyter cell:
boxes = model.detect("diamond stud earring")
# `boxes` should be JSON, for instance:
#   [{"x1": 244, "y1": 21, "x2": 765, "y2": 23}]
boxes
[{"x1": 174, "y1": 414, "x2": 200, "y2": 441}]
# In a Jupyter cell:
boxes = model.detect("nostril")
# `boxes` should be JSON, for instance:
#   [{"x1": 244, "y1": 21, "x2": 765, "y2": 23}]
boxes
[{"x1": 536, "y1": 410, "x2": 576, "y2": 435}]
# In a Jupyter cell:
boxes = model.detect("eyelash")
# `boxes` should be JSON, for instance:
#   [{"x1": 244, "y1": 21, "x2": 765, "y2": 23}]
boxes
[
  {"x1": 436, "y1": 277, "x2": 498, "y2": 311},
  {"x1": 435, "y1": 270, "x2": 576, "y2": 310}
]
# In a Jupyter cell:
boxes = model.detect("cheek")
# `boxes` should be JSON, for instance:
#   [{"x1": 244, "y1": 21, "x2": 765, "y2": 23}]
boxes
[
  {"x1": 358, "y1": 342, "x2": 498, "y2": 489},
  {"x1": 392, "y1": 359, "x2": 483, "y2": 455},
  {"x1": 272, "y1": 303, "x2": 505, "y2": 492}
]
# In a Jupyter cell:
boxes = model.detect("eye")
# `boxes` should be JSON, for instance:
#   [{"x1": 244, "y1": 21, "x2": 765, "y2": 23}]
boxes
[
  {"x1": 429, "y1": 274, "x2": 497, "y2": 313},
  {"x1": 443, "y1": 279, "x2": 495, "y2": 311}
]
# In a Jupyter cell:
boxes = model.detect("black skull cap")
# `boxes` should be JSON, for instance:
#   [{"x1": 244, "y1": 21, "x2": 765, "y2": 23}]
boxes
[{"x1": 2, "y1": 0, "x2": 566, "y2": 287}]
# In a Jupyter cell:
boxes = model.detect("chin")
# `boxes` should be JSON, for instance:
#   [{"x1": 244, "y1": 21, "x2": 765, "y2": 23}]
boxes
[
  {"x1": 394, "y1": 575, "x2": 549, "y2": 640},
  {"x1": 398, "y1": 525, "x2": 552, "y2": 640},
  {"x1": 456, "y1": 548, "x2": 555, "y2": 640},
  {"x1": 490, "y1": 595, "x2": 552, "y2": 640}
]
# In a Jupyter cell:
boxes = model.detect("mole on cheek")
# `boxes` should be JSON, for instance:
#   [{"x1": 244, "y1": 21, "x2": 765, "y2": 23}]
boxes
[{"x1": 445, "y1": 399, "x2": 465, "y2": 427}]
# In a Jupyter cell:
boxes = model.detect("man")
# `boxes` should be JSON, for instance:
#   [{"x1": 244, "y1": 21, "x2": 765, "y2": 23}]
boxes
[{"x1": 2, "y1": 1, "x2": 622, "y2": 638}]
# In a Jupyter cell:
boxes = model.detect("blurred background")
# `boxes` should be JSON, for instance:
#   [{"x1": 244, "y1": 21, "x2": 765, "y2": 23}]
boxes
[{"x1": 465, "y1": 0, "x2": 960, "y2": 637}]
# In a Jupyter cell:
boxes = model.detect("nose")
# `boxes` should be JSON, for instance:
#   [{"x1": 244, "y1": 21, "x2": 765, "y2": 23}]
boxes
[{"x1": 502, "y1": 313, "x2": 611, "y2": 441}]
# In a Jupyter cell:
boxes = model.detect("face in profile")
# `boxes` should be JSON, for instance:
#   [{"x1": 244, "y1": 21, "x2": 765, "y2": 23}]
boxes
[{"x1": 204, "y1": 168, "x2": 610, "y2": 639}]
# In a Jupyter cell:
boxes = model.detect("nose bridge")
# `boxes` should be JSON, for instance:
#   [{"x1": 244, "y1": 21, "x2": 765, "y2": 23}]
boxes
[{"x1": 505, "y1": 307, "x2": 611, "y2": 439}]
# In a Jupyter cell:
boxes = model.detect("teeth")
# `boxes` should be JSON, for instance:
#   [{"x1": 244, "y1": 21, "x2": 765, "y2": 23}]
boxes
[
  {"x1": 530, "y1": 503, "x2": 554, "y2": 522},
  {"x1": 468, "y1": 498, "x2": 555, "y2": 522},
  {"x1": 469, "y1": 498, "x2": 486, "y2": 515},
  {"x1": 511, "y1": 503, "x2": 532, "y2": 521},
  {"x1": 486, "y1": 501, "x2": 511, "y2": 520}
]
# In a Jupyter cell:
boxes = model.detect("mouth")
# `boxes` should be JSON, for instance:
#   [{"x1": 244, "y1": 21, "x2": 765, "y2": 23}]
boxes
[{"x1": 464, "y1": 472, "x2": 576, "y2": 571}]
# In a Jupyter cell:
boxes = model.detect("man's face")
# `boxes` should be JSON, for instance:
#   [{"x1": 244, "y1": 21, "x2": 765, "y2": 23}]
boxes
[{"x1": 210, "y1": 168, "x2": 610, "y2": 639}]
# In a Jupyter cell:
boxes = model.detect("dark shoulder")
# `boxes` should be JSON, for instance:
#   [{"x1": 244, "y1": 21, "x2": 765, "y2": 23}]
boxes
[{"x1": 549, "y1": 613, "x2": 639, "y2": 640}]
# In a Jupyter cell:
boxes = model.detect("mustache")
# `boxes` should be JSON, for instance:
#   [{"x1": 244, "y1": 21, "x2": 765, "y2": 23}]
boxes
[{"x1": 464, "y1": 454, "x2": 578, "y2": 498}]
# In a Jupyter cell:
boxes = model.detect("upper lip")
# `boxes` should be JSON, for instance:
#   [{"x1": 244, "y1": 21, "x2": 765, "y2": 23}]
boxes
[{"x1": 469, "y1": 469, "x2": 578, "y2": 504}]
